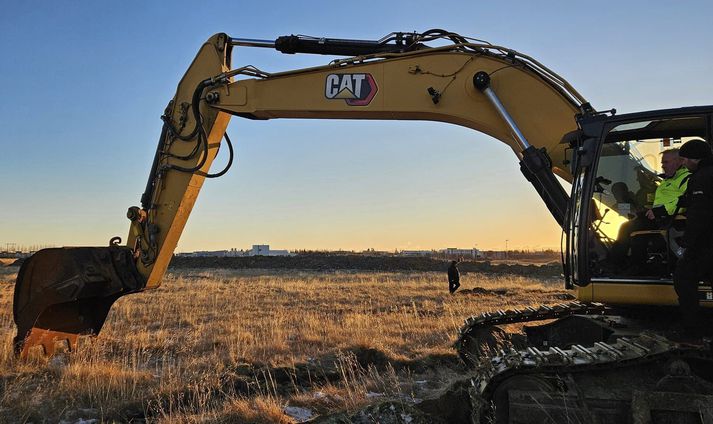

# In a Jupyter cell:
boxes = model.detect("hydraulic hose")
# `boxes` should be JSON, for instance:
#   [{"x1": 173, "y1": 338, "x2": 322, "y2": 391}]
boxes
[
  {"x1": 167, "y1": 127, "x2": 208, "y2": 173},
  {"x1": 163, "y1": 78, "x2": 217, "y2": 174},
  {"x1": 205, "y1": 132, "x2": 234, "y2": 178},
  {"x1": 161, "y1": 79, "x2": 212, "y2": 141}
]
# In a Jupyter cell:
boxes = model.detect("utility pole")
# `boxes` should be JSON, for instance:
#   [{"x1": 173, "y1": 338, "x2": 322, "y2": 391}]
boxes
[{"x1": 505, "y1": 239, "x2": 509, "y2": 260}]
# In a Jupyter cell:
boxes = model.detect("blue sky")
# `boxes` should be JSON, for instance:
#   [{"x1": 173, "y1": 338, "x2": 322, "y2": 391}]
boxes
[{"x1": 1, "y1": 1, "x2": 712, "y2": 252}]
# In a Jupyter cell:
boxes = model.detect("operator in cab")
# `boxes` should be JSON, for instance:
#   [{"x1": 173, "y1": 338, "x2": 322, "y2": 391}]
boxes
[
  {"x1": 611, "y1": 149, "x2": 690, "y2": 270},
  {"x1": 645, "y1": 148, "x2": 690, "y2": 221},
  {"x1": 673, "y1": 138, "x2": 713, "y2": 338}
]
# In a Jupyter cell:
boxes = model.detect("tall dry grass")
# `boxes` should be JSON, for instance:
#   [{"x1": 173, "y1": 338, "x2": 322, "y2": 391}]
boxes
[{"x1": 0, "y1": 266, "x2": 566, "y2": 423}]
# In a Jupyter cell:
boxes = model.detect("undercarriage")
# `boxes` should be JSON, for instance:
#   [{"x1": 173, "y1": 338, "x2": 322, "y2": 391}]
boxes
[{"x1": 456, "y1": 302, "x2": 713, "y2": 423}]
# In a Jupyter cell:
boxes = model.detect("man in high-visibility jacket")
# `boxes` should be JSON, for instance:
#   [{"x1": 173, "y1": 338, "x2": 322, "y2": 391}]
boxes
[
  {"x1": 645, "y1": 149, "x2": 690, "y2": 220},
  {"x1": 613, "y1": 149, "x2": 689, "y2": 269}
]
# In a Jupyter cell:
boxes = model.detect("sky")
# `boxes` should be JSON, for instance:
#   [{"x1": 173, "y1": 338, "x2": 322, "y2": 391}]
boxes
[{"x1": 1, "y1": 1, "x2": 712, "y2": 252}]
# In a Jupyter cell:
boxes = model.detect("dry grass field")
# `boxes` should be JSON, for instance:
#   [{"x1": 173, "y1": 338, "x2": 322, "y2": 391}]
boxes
[{"x1": 0, "y1": 266, "x2": 568, "y2": 423}]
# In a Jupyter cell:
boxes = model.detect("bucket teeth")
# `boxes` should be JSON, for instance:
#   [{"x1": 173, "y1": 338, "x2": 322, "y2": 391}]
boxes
[{"x1": 19, "y1": 328, "x2": 80, "y2": 359}]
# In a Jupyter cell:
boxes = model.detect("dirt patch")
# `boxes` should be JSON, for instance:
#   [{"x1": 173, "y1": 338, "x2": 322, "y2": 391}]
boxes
[
  {"x1": 417, "y1": 378, "x2": 473, "y2": 424},
  {"x1": 458, "y1": 287, "x2": 509, "y2": 296},
  {"x1": 317, "y1": 401, "x2": 441, "y2": 424}
]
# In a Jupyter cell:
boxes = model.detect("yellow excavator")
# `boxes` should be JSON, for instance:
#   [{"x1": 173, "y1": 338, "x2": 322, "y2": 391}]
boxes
[{"x1": 13, "y1": 30, "x2": 713, "y2": 422}]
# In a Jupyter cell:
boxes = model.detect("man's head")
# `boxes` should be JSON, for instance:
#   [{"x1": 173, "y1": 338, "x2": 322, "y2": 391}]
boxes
[
  {"x1": 660, "y1": 148, "x2": 684, "y2": 177},
  {"x1": 679, "y1": 138, "x2": 712, "y2": 171},
  {"x1": 611, "y1": 182, "x2": 630, "y2": 203}
]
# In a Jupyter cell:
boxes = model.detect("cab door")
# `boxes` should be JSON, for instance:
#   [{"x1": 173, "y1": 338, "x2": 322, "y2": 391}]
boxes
[{"x1": 565, "y1": 117, "x2": 606, "y2": 287}]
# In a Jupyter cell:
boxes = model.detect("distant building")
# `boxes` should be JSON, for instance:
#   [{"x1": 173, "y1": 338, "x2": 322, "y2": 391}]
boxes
[
  {"x1": 441, "y1": 247, "x2": 481, "y2": 259},
  {"x1": 249, "y1": 244, "x2": 292, "y2": 257}
]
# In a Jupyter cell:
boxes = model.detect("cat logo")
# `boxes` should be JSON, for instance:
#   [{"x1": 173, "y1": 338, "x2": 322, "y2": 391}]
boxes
[{"x1": 325, "y1": 73, "x2": 378, "y2": 106}]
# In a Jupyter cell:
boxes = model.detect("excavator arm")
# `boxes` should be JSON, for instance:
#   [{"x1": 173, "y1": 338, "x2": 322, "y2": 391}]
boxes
[{"x1": 13, "y1": 30, "x2": 592, "y2": 357}]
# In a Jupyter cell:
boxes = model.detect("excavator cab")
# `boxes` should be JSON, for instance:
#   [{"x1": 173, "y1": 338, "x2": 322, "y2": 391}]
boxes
[{"x1": 567, "y1": 107, "x2": 713, "y2": 305}]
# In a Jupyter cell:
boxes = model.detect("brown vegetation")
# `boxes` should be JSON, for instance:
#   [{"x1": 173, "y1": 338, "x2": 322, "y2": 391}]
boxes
[{"x1": 0, "y1": 266, "x2": 567, "y2": 423}]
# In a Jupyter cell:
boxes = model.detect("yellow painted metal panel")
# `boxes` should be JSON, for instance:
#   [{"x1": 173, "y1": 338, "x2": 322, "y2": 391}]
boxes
[
  {"x1": 126, "y1": 34, "x2": 233, "y2": 288},
  {"x1": 576, "y1": 285, "x2": 593, "y2": 302},
  {"x1": 591, "y1": 282, "x2": 678, "y2": 305},
  {"x1": 216, "y1": 51, "x2": 579, "y2": 180},
  {"x1": 587, "y1": 282, "x2": 713, "y2": 308}
]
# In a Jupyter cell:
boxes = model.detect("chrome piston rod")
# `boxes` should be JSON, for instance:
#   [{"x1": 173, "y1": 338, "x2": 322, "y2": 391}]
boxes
[
  {"x1": 230, "y1": 38, "x2": 276, "y2": 48},
  {"x1": 473, "y1": 71, "x2": 531, "y2": 158}
]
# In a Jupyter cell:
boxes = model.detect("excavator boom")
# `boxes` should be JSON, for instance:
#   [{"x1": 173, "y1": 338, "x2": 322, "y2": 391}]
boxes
[{"x1": 14, "y1": 30, "x2": 589, "y2": 357}]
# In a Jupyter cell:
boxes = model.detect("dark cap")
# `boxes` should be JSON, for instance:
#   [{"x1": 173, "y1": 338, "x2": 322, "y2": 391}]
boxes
[{"x1": 679, "y1": 139, "x2": 712, "y2": 160}]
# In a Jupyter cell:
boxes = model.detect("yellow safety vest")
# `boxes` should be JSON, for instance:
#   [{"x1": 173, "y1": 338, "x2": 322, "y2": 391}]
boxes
[{"x1": 653, "y1": 167, "x2": 690, "y2": 215}]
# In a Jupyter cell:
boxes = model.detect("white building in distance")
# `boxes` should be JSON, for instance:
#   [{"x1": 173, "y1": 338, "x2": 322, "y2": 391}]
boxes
[
  {"x1": 398, "y1": 247, "x2": 481, "y2": 259},
  {"x1": 249, "y1": 244, "x2": 292, "y2": 256},
  {"x1": 441, "y1": 247, "x2": 481, "y2": 259}
]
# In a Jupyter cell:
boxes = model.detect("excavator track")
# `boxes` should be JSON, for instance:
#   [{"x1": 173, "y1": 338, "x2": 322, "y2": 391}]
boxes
[
  {"x1": 455, "y1": 301, "x2": 611, "y2": 364},
  {"x1": 456, "y1": 303, "x2": 713, "y2": 423},
  {"x1": 471, "y1": 333, "x2": 713, "y2": 422}
]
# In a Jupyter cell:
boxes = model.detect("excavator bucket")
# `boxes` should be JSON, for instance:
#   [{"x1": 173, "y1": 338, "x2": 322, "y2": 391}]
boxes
[{"x1": 13, "y1": 246, "x2": 145, "y2": 358}]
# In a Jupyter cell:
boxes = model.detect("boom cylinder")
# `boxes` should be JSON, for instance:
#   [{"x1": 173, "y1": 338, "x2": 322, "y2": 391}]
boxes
[
  {"x1": 231, "y1": 34, "x2": 412, "y2": 56},
  {"x1": 473, "y1": 71, "x2": 532, "y2": 156},
  {"x1": 229, "y1": 38, "x2": 275, "y2": 48},
  {"x1": 472, "y1": 71, "x2": 568, "y2": 227}
]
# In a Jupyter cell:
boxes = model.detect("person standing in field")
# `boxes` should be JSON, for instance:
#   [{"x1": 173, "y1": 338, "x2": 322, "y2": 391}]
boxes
[{"x1": 448, "y1": 260, "x2": 460, "y2": 294}]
